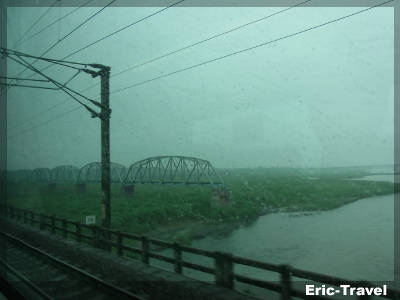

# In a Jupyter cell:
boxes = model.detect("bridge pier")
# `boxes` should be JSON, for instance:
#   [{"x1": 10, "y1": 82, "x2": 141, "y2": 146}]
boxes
[
  {"x1": 76, "y1": 183, "x2": 87, "y2": 193},
  {"x1": 48, "y1": 182, "x2": 56, "y2": 191},
  {"x1": 122, "y1": 184, "x2": 135, "y2": 196}
]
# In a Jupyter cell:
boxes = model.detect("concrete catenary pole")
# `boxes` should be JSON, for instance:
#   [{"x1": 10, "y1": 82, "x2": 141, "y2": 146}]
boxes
[{"x1": 100, "y1": 65, "x2": 111, "y2": 229}]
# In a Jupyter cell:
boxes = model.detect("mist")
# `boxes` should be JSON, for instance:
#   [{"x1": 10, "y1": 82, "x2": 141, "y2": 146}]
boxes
[{"x1": 5, "y1": 5, "x2": 394, "y2": 170}]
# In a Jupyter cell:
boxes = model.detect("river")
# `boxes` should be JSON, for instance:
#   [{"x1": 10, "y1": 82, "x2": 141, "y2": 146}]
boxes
[{"x1": 154, "y1": 174, "x2": 397, "y2": 298}]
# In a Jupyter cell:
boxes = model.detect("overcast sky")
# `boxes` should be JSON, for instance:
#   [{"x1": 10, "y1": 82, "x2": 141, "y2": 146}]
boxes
[{"x1": 5, "y1": 4, "x2": 394, "y2": 170}]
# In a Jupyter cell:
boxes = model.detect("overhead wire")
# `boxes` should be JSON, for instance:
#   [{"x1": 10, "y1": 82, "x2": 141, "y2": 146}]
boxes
[
  {"x1": 110, "y1": 0, "x2": 312, "y2": 79},
  {"x1": 9, "y1": 0, "x2": 117, "y2": 86},
  {"x1": 6, "y1": 53, "x2": 101, "y2": 116},
  {"x1": 8, "y1": 83, "x2": 96, "y2": 131},
  {"x1": 0, "y1": 83, "x2": 59, "y2": 90},
  {"x1": 62, "y1": 0, "x2": 186, "y2": 60},
  {"x1": 6, "y1": 0, "x2": 393, "y2": 140},
  {"x1": 12, "y1": 0, "x2": 59, "y2": 49},
  {"x1": 110, "y1": 0, "x2": 393, "y2": 95},
  {"x1": 8, "y1": 1, "x2": 186, "y2": 129},
  {"x1": 7, "y1": 106, "x2": 82, "y2": 140},
  {"x1": 0, "y1": 76, "x2": 50, "y2": 82},
  {"x1": 19, "y1": 0, "x2": 186, "y2": 78},
  {"x1": 2, "y1": 47, "x2": 91, "y2": 66},
  {"x1": 15, "y1": 0, "x2": 96, "y2": 48},
  {"x1": 8, "y1": 0, "x2": 309, "y2": 129}
]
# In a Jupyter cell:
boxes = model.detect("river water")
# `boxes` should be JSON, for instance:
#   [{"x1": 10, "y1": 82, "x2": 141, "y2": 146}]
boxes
[{"x1": 155, "y1": 174, "x2": 397, "y2": 298}]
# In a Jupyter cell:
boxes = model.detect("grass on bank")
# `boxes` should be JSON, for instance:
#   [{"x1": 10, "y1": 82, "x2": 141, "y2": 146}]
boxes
[{"x1": 6, "y1": 168, "x2": 395, "y2": 239}]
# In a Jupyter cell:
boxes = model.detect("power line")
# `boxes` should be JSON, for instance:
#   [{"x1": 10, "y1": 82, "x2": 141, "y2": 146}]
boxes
[
  {"x1": 12, "y1": 0, "x2": 59, "y2": 49},
  {"x1": 7, "y1": 1, "x2": 185, "y2": 129},
  {"x1": 7, "y1": 1, "x2": 393, "y2": 140},
  {"x1": 2, "y1": 47, "x2": 91, "y2": 66},
  {"x1": 7, "y1": 106, "x2": 81, "y2": 140},
  {"x1": 12, "y1": 54, "x2": 102, "y2": 110},
  {"x1": 79, "y1": 0, "x2": 311, "y2": 94},
  {"x1": 39, "y1": 0, "x2": 117, "y2": 59},
  {"x1": 0, "y1": 83, "x2": 58, "y2": 90},
  {"x1": 9, "y1": 0, "x2": 116, "y2": 85},
  {"x1": 6, "y1": 51, "x2": 103, "y2": 118},
  {"x1": 21, "y1": 0, "x2": 186, "y2": 78},
  {"x1": 8, "y1": 83, "x2": 95, "y2": 131},
  {"x1": 16, "y1": 0, "x2": 96, "y2": 48},
  {"x1": 111, "y1": 0, "x2": 312, "y2": 79},
  {"x1": 0, "y1": 76, "x2": 49, "y2": 82},
  {"x1": 63, "y1": 0, "x2": 185, "y2": 60},
  {"x1": 111, "y1": 0, "x2": 393, "y2": 95}
]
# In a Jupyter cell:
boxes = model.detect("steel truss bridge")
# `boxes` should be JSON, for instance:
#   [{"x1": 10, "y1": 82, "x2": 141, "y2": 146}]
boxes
[
  {"x1": 50, "y1": 165, "x2": 79, "y2": 183},
  {"x1": 123, "y1": 156, "x2": 224, "y2": 186},
  {"x1": 77, "y1": 162, "x2": 126, "y2": 183}
]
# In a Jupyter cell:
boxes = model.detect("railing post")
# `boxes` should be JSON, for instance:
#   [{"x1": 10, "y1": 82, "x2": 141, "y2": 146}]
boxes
[
  {"x1": 23, "y1": 210, "x2": 27, "y2": 224},
  {"x1": 98, "y1": 227, "x2": 105, "y2": 250},
  {"x1": 16, "y1": 207, "x2": 21, "y2": 222},
  {"x1": 117, "y1": 231, "x2": 123, "y2": 256},
  {"x1": 30, "y1": 211, "x2": 34, "y2": 226},
  {"x1": 280, "y1": 264, "x2": 292, "y2": 300},
  {"x1": 173, "y1": 242, "x2": 182, "y2": 274},
  {"x1": 141, "y1": 236, "x2": 149, "y2": 264},
  {"x1": 39, "y1": 213, "x2": 45, "y2": 230},
  {"x1": 214, "y1": 251, "x2": 234, "y2": 289},
  {"x1": 92, "y1": 226, "x2": 99, "y2": 248},
  {"x1": 62, "y1": 219, "x2": 67, "y2": 238},
  {"x1": 51, "y1": 216, "x2": 55, "y2": 234},
  {"x1": 76, "y1": 222, "x2": 81, "y2": 243},
  {"x1": 10, "y1": 206, "x2": 14, "y2": 219},
  {"x1": 102, "y1": 228, "x2": 111, "y2": 251}
]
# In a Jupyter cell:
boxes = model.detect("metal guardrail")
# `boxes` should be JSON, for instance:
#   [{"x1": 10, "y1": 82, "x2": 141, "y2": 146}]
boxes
[{"x1": 1, "y1": 204, "x2": 399, "y2": 300}]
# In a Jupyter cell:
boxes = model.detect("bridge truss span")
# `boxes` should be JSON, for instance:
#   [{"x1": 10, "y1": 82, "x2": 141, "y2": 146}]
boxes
[
  {"x1": 50, "y1": 165, "x2": 79, "y2": 183},
  {"x1": 123, "y1": 156, "x2": 224, "y2": 186},
  {"x1": 77, "y1": 162, "x2": 126, "y2": 183}
]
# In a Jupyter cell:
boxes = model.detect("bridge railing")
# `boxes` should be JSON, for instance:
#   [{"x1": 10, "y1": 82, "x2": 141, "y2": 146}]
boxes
[{"x1": 1, "y1": 204, "x2": 399, "y2": 300}]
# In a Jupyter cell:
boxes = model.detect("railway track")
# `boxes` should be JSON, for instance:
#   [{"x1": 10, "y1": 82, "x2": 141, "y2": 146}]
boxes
[{"x1": 1, "y1": 231, "x2": 148, "y2": 300}]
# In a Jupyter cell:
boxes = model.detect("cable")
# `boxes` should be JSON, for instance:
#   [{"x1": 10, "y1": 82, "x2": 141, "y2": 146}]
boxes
[
  {"x1": 22, "y1": 0, "x2": 186, "y2": 78},
  {"x1": 7, "y1": 106, "x2": 81, "y2": 141},
  {"x1": 16, "y1": 0, "x2": 96, "y2": 48},
  {"x1": 8, "y1": 83, "x2": 95, "y2": 131},
  {"x1": 63, "y1": 0, "x2": 185, "y2": 60},
  {"x1": 16, "y1": 54, "x2": 101, "y2": 109},
  {"x1": 0, "y1": 76, "x2": 49, "y2": 82},
  {"x1": 79, "y1": 0, "x2": 311, "y2": 94},
  {"x1": 1, "y1": 71, "x2": 81, "y2": 95},
  {"x1": 62, "y1": 70, "x2": 81, "y2": 86},
  {"x1": 12, "y1": 0, "x2": 59, "y2": 49},
  {"x1": 7, "y1": 0, "x2": 393, "y2": 140},
  {"x1": 111, "y1": 0, "x2": 312, "y2": 79},
  {"x1": 1, "y1": 47, "x2": 91, "y2": 66},
  {"x1": 111, "y1": 0, "x2": 393, "y2": 95},
  {"x1": 0, "y1": 83, "x2": 58, "y2": 90},
  {"x1": 7, "y1": 53, "x2": 101, "y2": 116},
  {"x1": 9, "y1": 0, "x2": 116, "y2": 84},
  {"x1": 9, "y1": 0, "x2": 308, "y2": 125},
  {"x1": 7, "y1": 1, "x2": 185, "y2": 128}
]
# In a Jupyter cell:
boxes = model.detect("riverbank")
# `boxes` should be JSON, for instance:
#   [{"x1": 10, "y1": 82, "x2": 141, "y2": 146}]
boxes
[{"x1": 7, "y1": 168, "x2": 396, "y2": 244}]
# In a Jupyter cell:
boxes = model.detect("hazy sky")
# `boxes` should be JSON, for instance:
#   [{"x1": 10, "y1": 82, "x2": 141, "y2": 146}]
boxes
[{"x1": 5, "y1": 4, "x2": 394, "y2": 170}]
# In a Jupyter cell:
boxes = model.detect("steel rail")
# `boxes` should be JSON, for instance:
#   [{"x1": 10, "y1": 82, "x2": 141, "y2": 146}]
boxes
[
  {"x1": 0, "y1": 231, "x2": 146, "y2": 300},
  {"x1": 0, "y1": 257, "x2": 54, "y2": 300}
]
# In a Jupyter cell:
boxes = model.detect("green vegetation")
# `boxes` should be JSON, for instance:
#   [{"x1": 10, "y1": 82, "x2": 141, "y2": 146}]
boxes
[{"x1": 6, "y1": 168, "x2": 395, "y2": 243}]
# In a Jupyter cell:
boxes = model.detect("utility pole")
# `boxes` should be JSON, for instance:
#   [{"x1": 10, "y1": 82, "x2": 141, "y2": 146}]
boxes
[
  {"x1": 99, "y1": 65, "x2": 111, "y2": 229},
  {"x1": 1, "y1": 47, "x2": 113, "y2": 230}
]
